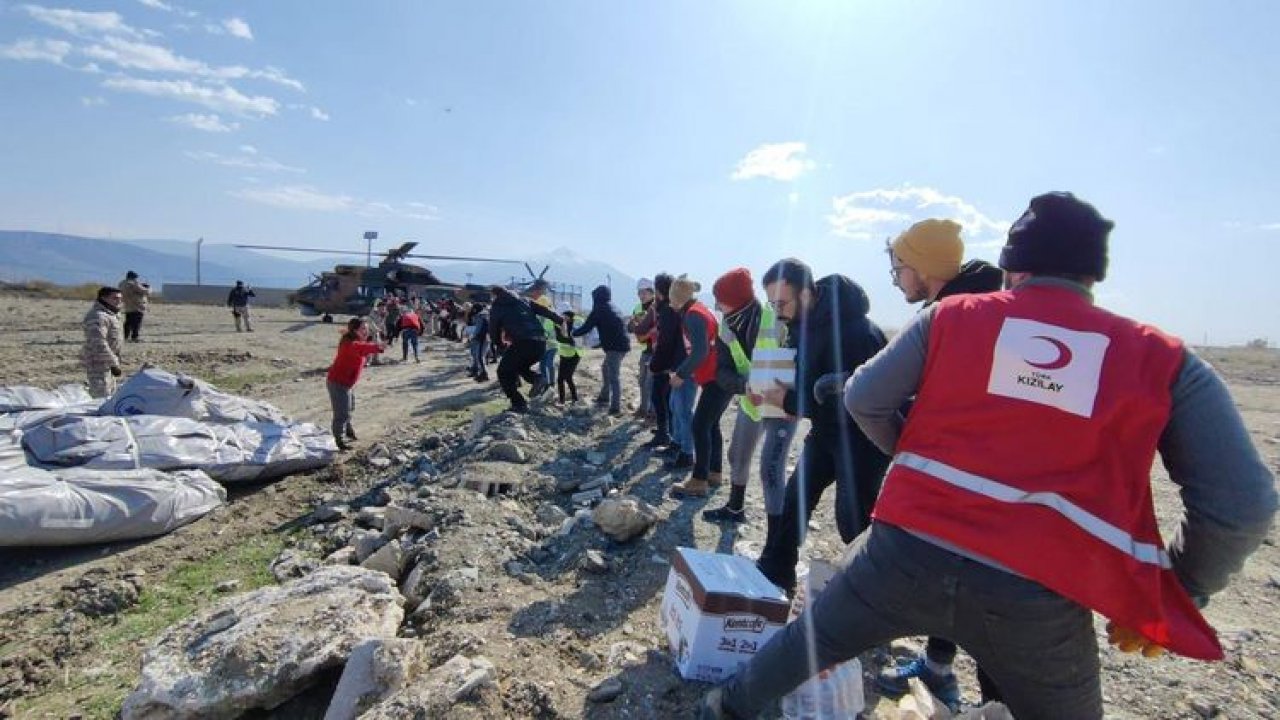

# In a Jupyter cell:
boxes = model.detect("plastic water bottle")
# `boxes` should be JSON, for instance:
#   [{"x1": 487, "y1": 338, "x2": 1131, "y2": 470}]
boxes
[{"x1": 780, "y1": 657, "x2": 864, "y2": 719}]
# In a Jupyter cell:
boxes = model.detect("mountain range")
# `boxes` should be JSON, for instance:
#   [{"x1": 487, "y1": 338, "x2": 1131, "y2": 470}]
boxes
[{"x1": 0, "y1": 231, "x2": 636, "y2": 299}]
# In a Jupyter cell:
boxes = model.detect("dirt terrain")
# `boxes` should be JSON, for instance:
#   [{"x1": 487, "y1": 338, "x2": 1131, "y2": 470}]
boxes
[{"x1": 0, "y1": 295, "x2": 1276, "y2": 719}]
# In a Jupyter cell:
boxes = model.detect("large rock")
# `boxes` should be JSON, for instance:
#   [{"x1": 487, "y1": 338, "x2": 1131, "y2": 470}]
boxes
[
  {"x1": 487, "y1": 441, "x2": 527, "y2": 464},
  {"x1": 360, "y1": 540, "x2": 405, "y2": 580},
  {"x1": 323, "y1": 638, "x2": 425, "y2": 720},
  {"x1": 120, "y1": 566, "x2": 404, "y2": 720},
  {"x1": 359, "y1": 654, "x2": 496, "y2": 718},
  {"x1": 592, "y1": 495, "x2": 658, "y2": 543}
]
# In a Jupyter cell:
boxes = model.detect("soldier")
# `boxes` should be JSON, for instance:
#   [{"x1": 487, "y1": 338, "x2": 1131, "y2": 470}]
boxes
[
  {"x1": 118, "y1": 270, "x2": 150, "y2": 342},
  {"x1": 82, "y1": 286, "x2": 125, "y2": 398},
  {"x1": 226, "y1": 280, "x2": 256, "y2": 332}
]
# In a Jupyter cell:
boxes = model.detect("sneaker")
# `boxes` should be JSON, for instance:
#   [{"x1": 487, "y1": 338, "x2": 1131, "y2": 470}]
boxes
[
  {"x1": 875, "y1": 657, "x2": 960, "y2": 709},
  {"x1": 345, "y1": 429, "x2": 358, "y2": 441},
  {"x1": 707, "y1": 471, "x2": 724, "y2": 487},
  {"x1": 671, "y1": 477, "x2": 709, "y2": 498},
  {"x1": 702, "y1": 504, "x2": 745, "y2": 524},
  {"x1": 336, "y1": 440, "x2": 352, "y2": 452},
  {"x1": 642, "y1": 435, "x2": 671, "y2": 449},
  {"x1": 507, "y1": 404, "x2": 530, "y2": 415},
  {"x1": 474, "y1": 373, "x2": 489, "y2": 383}
]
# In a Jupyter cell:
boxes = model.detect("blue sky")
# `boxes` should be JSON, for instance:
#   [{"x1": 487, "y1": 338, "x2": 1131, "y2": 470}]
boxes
[{"x1": 1, "y1": 1, "x2": 1277, "y2": 344}]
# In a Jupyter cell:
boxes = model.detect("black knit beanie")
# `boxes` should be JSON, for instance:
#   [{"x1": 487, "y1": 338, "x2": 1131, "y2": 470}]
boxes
[
  {"x1": 653, "y1": 272, "x2": 673, "y2": 298},
  {"x1": 998, "y1": 192, "x2": 1114, "y2": 281}
]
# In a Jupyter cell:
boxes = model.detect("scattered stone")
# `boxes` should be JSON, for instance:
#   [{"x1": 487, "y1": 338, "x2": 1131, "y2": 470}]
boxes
[
  {"x1": 313, "y1": 503, "x2": 350, "y2": 523},
  {"x1": 67, "y1": 576, "x2": 140, "y2": 617},
  {"x1": 383, "y1": 506, "x2": 434, "y2": 535},
  {"x1": 571, "y1": 488, "x2": 604, "y2": 506},
  {"x1": 120, "y1": 567, "x2": 404, "y2": 720},
  {"x1": 555, "y1": 476, "x2": 582, "y2": 493},
  {"x1": 323, "y1": 638, "x2": 425, "y2": 720},
  {"x1": 534, "y1": 503, "x2": 569, "y2": 527},
  {"x1": 488, "y1": 441, "x2": 527, "y2": 464},
  {"x1": 587, "y1": 677, "x2": 624, "y2": 703},
  {"x1": 577, "y1": 473, "x2": 613, "y2": 492},
  {"x1": 450, "y1": 655, "x2": 496, "y2": 702},
  {"x1": 579, "y1": 550, "x2": 610, "y2": 574},
  {"x1": 1190, "y1": 699, "x2": 1219, "y2": 718},
  {"x1": 361, "y1": 540, "x2": 405, "y2": 580},
  {"x1": 213, "y1": 580, "x2": 240, "y2": 594},
  {"x1": 353, "y1": 531, "x2": 388, "y2": 564},
  {"x1": 355, "y1": 507, "x2": 387, "y2": 530},
  {"x1": 324, "y1": 547, "x2": 357, "y2": 566},
  {"x1": 585, "y1": 451, "x2": 607, "y2": 465},
  {"x1": 592, "y1": 495, "x2": 658, "y2": 542},
  {"x1": 270, "y1": 549, "x2": 318, "y2": 582},
  {"x1": 399, "y1": 561, "x2": 434, "y2": 609},
  {"x1": 368, "y1": 457, "x2": 393, "y2": 470}
]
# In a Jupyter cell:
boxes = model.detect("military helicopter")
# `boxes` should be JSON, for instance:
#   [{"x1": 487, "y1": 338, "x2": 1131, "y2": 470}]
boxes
[{"x1": 235, "y1": 241, "x2": 521, "y2": 322}]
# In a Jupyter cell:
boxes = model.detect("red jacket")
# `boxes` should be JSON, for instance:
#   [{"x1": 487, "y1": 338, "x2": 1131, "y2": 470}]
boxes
[
  {"x1": 326, "y1": 340, "x2": 383, "y2": 388},
  {"x1": 398, "y1": 311, "x2": 423, "y2": 333},
  {"x1": 873, "y1": 285, "x2": 1220, "y2": 659}
]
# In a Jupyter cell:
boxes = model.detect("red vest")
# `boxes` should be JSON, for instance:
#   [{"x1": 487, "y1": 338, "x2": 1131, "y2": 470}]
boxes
[
  {"x1": 874, "y1": 284, "x2": 1221, "y2": 660},
  {"x1": 683, "y1": 302, "x2": 719, "y2": 386}
]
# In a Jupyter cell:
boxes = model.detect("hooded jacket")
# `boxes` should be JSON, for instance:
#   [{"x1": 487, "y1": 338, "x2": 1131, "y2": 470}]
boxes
[
  {"x1": 927, "y1": 259, "x2": 1003, "y2": 307},
  {"x1": 783, "y1": 275, "x2": 886, "y2": 430},
  {"x1": 714, "y1": 299, "x2": 763, "y2": 394},
  {"x1": 573, "y1": 285, "x2": 631, "y2": 352},
  {"x1": 649, "y1": 299, "x2": 687, "y2": 374},
  {"x1": 488, "y1": 287, "x2": 561, "y2": 346}
]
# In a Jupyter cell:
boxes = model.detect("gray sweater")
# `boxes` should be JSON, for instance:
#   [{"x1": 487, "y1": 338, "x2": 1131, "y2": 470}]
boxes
[{"x1": 845, "y1": 279, "x2": 1277, "y2": 606}]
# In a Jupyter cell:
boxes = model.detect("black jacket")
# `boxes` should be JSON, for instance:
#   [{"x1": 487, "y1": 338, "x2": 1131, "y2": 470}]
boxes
[
  {"x1": 927, "y1": 259, "x2": 1003, "y2": 306},
  {"x1": 783, "y1": 275, "x2": 886, "y2": 430},
  {"x1": 226, "y1": 286, "x2": 255, "y2": 306},
  {"x1": 649, "y1": 300, "x2": 687, "y2": 374},
  {"x1": 573, "y1": 285, "x2": 630, "y2": 352},
  {"x1": 488, "y1": 288, "x2": 560, "y2": 346}
]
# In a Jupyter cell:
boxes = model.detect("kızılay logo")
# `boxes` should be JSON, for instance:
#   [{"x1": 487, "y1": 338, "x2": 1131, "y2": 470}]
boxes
[{"x1": 722, "y1": 616, "x2": 766, "y2": 633}]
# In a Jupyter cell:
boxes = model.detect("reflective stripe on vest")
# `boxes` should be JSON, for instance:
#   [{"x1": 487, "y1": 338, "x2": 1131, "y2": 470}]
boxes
[
  {"x1": 894, "y1": 451, "x2": 1171, "y2": 568},
  {"x1": 720, "y1": 307, "x2": 774, "y2": 422},
  {"x1": 539, "y1": 316, "x2": 556, "y2": 342}
]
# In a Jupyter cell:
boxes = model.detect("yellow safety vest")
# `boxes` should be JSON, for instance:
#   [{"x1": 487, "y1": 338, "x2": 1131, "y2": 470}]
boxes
[
  {"x1": 720, "y1": 306, "x2": 776, "y2": 422},
  {"x1": 558, "y1": 318, "x2": 585, "y2": 358}
]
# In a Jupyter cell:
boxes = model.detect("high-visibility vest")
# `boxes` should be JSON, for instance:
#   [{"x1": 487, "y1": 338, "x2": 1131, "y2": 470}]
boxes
[
  {"x1": 558, "y1": 318, "x2": 585, "y2": 358},
  {"x1": 720, "y1": 306, "x2": 775, "y2": 421}
]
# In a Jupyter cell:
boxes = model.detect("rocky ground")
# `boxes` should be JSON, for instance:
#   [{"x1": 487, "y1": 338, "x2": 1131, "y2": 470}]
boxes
[{"x1": 0, "y1": 295, "x2": 1277, "y2": 719}]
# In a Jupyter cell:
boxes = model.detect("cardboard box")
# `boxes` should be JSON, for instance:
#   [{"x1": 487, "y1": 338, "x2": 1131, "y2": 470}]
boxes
[
  {"x1": 748, "y1": 347, "x2": 796, "y2": 418},
  {"x1": 658, "y1": 547, "x2": 791, "y2": 683}
]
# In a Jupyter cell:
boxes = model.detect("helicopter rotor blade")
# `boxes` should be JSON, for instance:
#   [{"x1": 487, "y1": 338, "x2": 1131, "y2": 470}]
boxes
[
  {"x1": 402, "y1": 253, "x2": 523, "y2": 264},
  {"x1": 538, "y1": 265, "x2": 550, "y2": 280},
  {"x1": 235, "y1": 244, "x2": 368, "y2": 255}
]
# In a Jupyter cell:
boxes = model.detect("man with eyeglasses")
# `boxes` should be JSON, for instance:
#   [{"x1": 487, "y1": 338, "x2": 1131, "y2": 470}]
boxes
[
  {"x1": 876, "y1": 218, "x2": 1004, "y2": 709},
  {"x1": 751, "y1": 258, "x2": 891, "y2": 597}
]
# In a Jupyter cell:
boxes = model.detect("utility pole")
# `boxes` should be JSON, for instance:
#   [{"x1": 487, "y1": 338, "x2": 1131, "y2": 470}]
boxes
[
  {"x1": 196, "y1": 237, "x2": 203, "y2": 285},
  {"x1": 363, "y1": 230, "x2": 378, "y2": 269}
]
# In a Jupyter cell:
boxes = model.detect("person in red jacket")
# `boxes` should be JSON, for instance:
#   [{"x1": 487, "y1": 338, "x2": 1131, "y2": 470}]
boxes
[
  {"x1": 326, "y1": 318, "x2": 387, "y2": 450},
  {"x1": 398, "y1": 307, "x2": 424, "y2": 363}
]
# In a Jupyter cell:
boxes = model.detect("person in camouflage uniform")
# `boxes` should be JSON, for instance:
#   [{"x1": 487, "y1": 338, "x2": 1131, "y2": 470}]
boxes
[
  {"x1": 118, "y1": 270, "x2": 150, "y2": 342},
  {"x1": 82, "y1": 286, "x2": 125, "y2": 398}
]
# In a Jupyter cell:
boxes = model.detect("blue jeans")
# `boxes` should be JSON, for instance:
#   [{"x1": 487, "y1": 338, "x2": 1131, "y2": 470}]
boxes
[
  {"x1": 727, "y1": 408, "x2": 798, "y2": 516},
  {"x1": 667, "y1": 379, "x2": 696, "y2": 455},
  {"x1": 721, "y1": 523, "x2": 1103, "y2": 719},
  {"x1": 540, "y1": 346, "x2": 557, "y2": 386},
  {"x1": 470, "y1": 338, "x2": 488, "y2": 376},
  {"x1": 600, "y1": 350, "x2": 627, "y2": 412},
  {"x1": 401, "y1": 329, "x2": 419, "y2": 361}
]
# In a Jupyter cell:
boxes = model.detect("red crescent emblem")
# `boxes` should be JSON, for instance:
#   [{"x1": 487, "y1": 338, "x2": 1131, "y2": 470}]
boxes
[{"x1": 1025, "y1": 335, "x2": 1072, "y2": 370}]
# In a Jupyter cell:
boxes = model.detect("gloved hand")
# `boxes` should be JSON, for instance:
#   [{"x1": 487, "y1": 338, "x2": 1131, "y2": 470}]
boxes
[
  {"x1": 812, "y1": 371, "x2": 849, "y2": 404},
  {"x1": 1105, "y1": 621, "x2": 1165, "y2": 658},
  {"x1": 109, "y1": 366, "x2": 123, "y2": 378}
]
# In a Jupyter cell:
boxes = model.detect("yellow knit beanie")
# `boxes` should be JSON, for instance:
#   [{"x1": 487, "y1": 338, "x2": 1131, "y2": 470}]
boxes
[
  {"x1": 890, "y1": 219, "x2": 964, "y2": 282},
  {"x1": 669, "y1": 275, "x2": 700, "y2": 308}
]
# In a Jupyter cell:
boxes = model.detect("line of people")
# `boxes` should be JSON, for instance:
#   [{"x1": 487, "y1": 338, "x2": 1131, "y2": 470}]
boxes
[{"x1": 694, "y1": 193, "x2": 1277, "y2": 718}]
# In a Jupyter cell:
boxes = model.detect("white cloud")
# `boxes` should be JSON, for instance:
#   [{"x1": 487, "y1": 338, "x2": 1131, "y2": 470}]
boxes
[
  {"x1": 186, "y1": 149, "x2": 303, "y2": 173},
  {"x1": 103, "y1": 75, "x2": 279, "y2": 116},
  {"x1": 231, "y1": 184, "x2": 439, "y2": 220},
  {"x1": 309, "y1": 106, "x2": 330, "y2": 121},
  {"x1": 239, "y1": 144, "x2": 257, "y2": 154},
  {"x1": 730, "y1": 141, "x2": 815, "y2": 182},
  {"x1": 0, "y1": 37, "x2": 72, "y2": 64},
  {"x1": 80, "y1": 95, "x2": 107, "y2": 106},
  {"x1": 828, "y1": 185, "x2": 1011, "y2": 245},
  {"x1": 166, "y1": 112, "x2": 238, "y2": 132},
  {"x1": 79, "y1": 37, "x2": 304, "y2": 91},
  {"x1": 22, "y1": 5, "x2": 142, "y2": 39},
  {"x1": 231, "y1": 185, "x2": 354, "y2": 212},
  {"x1": 138, "y1": 0, "x2": 173, "y2": 11},
  {"x1": 222, "y1": 17, "x2": 253, "y2": 40},
  {"x1": 1261, "y1": 223, "x2": 1280, "y2": 231}
]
